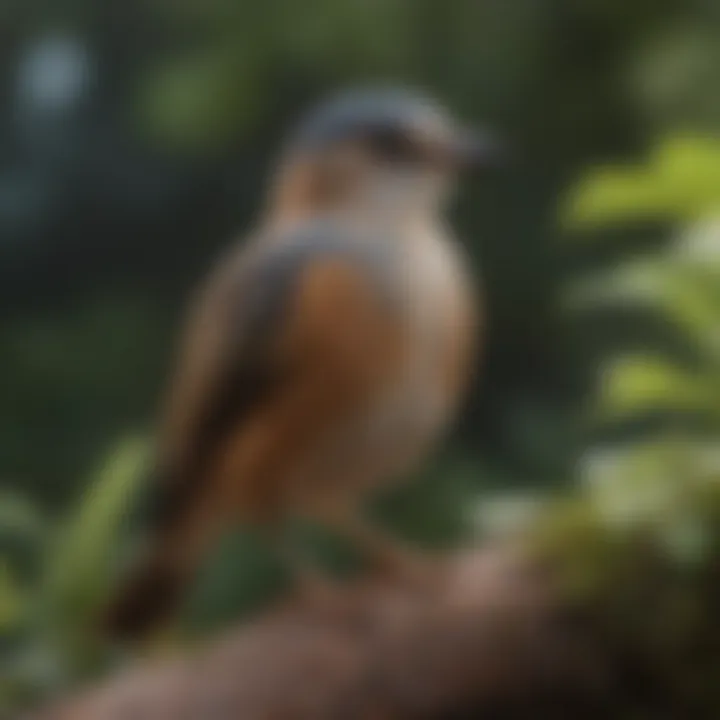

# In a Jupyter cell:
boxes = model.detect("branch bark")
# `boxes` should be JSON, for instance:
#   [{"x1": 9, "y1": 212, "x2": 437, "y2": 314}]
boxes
[
  {"x1": 27, "y1": 546, "x2": 613, "y2": 719},
  {"x1": 26, "y1": 492, "x2": 720, "y2": 719}
]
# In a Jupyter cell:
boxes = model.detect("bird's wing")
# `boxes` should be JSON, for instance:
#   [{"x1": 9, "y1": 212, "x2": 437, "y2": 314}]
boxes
[{"x1": 147, "y1": 227, "x2": 403, "y2": 530}]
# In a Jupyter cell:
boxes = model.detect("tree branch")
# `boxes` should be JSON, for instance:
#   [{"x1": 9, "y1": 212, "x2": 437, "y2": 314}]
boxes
[{"x1": 26, "y1": 487, "x2": 720, "y2": 719}]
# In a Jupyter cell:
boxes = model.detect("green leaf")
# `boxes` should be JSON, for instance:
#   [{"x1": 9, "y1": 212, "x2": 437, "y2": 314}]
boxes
[
  {"x1": 569, "y1": 246, "x2": 720, "y2": 368},
  {"x1": 562, "y1": 135, "x2": 720, "y2": 230},
  {"x1": 581, "y1": 439, "x2": 704, "y2": 531},
  {"x1": 598, "y1": 355, "x2": 714, "y2": 419},
  {"x1": 42, "y1": 436, "x2": 149, "y2": 636}
]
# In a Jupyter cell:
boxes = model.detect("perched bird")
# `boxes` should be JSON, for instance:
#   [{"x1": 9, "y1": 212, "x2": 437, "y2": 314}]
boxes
[{"x1": 104, "y1": 86, "x2": 498, "y2": 640}]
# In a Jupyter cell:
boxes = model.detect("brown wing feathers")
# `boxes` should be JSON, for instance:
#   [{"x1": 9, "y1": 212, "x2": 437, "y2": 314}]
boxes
[{"x1": 103, "y1": 233, "x2": 401, "y2": 639}]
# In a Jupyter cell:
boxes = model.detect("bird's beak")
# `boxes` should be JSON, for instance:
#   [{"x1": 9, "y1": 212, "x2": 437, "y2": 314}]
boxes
[{"x1": 449, "y1": 128, "x2": 506, "y2": 173}]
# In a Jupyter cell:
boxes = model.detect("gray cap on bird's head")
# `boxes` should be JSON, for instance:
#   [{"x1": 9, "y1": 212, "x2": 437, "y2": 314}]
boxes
[{"x1": 285, "y1": 86, "x2": 501, "y2": 172}]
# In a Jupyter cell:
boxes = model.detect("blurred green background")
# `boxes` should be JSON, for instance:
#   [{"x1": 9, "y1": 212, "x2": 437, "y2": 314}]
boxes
[{"x1": 1, "y1": 0, "x2": 719, "y2": 712}]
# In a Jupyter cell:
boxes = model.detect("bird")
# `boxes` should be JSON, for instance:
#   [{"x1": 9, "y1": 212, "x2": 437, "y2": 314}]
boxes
[{"x1": 103, "y1": 86, "x2": 498, "y2": 641}]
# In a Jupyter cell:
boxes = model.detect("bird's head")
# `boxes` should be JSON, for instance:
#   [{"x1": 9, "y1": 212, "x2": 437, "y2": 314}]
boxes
[{"x1": 268, "y1": 86, "x2": 501, "y2": 226}]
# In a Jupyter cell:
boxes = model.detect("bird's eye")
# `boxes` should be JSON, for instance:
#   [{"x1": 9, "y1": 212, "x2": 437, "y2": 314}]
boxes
[{"x1": 367, "y1": 127, "x2": 421, "y2": 164}]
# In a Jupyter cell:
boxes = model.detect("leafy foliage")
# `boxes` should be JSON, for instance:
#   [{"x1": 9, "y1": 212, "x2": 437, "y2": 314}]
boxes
[
  {"x1": 561, "y1": 131, "x2": 720, "y2": 592},
  {"x1": 567, "y1": 135, "x2": 720, "y2": 432},
  {"x1": 563, "y1": 135, "x2": 720, "y2": 227},
  {"x1": 0, "y1": 439, "x2": 147, "y2": 709}
]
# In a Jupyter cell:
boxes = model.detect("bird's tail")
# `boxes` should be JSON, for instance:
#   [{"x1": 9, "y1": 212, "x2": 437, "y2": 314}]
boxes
[
  {"x1": 102, "y1": 459, "x2": 217, "y2": 642},
  {"x1": 102, "y1": 538, "x2": 191, "y2": 642}
]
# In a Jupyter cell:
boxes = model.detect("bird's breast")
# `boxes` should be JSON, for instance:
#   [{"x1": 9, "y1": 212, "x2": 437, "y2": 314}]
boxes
[{"x1": 359, "y1": 227, "x2": 477, "y2": 477}]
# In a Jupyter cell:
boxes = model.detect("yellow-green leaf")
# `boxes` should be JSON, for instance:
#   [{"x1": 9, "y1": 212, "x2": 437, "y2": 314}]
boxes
[
  {"x1": 563, "y1": 135, "x2": 720, "y2": 230},
  {"x1": 44, "y1": 436, "x2": 149, "y2": 631},
  {"x1": 599, "y1": 356, "x2": 713, "y2": 418}
]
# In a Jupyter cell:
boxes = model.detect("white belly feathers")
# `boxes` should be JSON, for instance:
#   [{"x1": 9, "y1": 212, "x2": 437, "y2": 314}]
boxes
[{"x1": 362, "y1": 225, "x2": 473, "y2": 479}]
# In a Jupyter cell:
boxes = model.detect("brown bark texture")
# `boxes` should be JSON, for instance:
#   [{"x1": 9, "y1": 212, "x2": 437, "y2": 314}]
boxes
[{"x1": 24, "y1": 546, "x2": 623, "y2": 720}]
